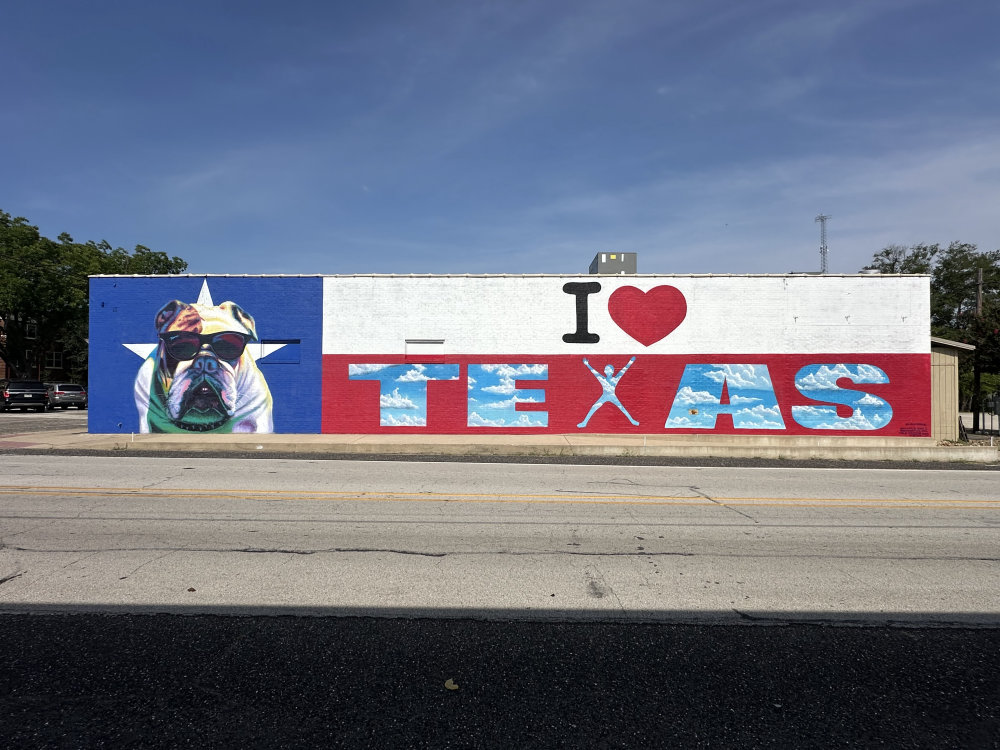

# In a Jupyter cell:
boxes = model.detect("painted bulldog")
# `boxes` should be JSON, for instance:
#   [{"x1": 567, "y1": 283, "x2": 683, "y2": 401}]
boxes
[{"x1": 134, "y1": 299, "x2": 273, "y2": 433}]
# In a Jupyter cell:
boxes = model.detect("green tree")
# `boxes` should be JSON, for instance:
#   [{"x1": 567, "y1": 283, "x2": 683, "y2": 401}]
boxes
[
  {"x1": 866, "y1": 243, "x2": 940, "y2": 275},
  {"x1": 0, "y1": 212, "x2": 89, "y2": 378},
  {"x1": 99, "y1": 241, "x2": 188, "y2": 275},
  {"x1": 868, "y1": 241, "x2": 1000, "y2": 430},
  {"x1": 0, "y1": 209, "x2": 187, "y2": 382}
]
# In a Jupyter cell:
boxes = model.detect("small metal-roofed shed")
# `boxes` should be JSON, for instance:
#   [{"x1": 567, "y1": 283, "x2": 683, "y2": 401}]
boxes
[{"x1": 931, "y1": 336, "x2": 975, "y2": 441}]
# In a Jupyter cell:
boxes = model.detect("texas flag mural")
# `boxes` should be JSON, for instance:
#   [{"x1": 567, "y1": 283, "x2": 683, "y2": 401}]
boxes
[
  {"x1": 88, "y1": 274, "x2": 929, "y2": 436},
  {"x1": 89, "y1": 275, "x2": 324, "y2": 434},
  {"x1": 320, "y1": 275, "x2": 931, "y2": 437}
]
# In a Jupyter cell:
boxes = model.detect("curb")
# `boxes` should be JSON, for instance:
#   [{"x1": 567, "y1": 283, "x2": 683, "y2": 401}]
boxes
[{"x1": 3, "y1": 431, "x2": 997, "y2": 463}]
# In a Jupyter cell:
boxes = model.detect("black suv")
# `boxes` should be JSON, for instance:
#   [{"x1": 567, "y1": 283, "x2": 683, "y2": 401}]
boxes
[{"x1": 0, "y1": 379, "x2": 50, "y2": 412}]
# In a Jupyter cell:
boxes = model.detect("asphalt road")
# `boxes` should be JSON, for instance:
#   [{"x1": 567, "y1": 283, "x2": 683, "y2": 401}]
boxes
[
  {"x1": 0, "y1": 408, "x2": 87, "y2": 435},
  {"x1": 2, "y1": 613, "x2": 999, "y2": 749},
  {"x1": 3, "y1": 454, "x2": 999, "y2": 623},
  {"x1": 2, "y1": 417, "x2": 999, "y2": 747}
]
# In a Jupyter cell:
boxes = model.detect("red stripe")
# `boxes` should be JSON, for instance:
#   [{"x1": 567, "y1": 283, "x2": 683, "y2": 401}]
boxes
[{"x1": 321, "y1": 354, "x2": 930, "y2": 436}]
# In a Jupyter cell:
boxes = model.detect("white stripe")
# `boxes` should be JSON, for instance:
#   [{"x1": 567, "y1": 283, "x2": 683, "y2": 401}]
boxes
[{"x1": 322, "y1": 276, "x2": 929, "y2": 355}]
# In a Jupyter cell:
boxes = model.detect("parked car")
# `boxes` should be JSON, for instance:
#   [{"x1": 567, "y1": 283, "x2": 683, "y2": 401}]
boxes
[
  {"x1": 46, "y1": 383, "x2": 88, "y2": 409},
  {"x1": 0, "y1": 379, "x2": 49, "y2": 412}
]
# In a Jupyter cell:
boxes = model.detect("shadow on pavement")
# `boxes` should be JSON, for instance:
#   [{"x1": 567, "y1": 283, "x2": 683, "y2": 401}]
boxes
[
  {"x1": 2, "y1": 602, "x2": 1000, "y2": 628},
  {"x1": 1, "y1": 608, "x2": 998, "y2": 748}
]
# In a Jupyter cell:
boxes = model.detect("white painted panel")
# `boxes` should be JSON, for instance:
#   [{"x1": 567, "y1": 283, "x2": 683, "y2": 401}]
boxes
[
  {"x1": 322, "y1": 276, "x2": 929, "y2": 355},
  {"x1": 405, "y1": 339, "x2": 445, "y2": 357}
]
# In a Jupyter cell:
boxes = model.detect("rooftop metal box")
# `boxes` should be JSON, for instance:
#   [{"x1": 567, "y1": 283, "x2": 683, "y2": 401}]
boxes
[{"x1": 589, "y1": 252, "x2": 637, "y2": 274}]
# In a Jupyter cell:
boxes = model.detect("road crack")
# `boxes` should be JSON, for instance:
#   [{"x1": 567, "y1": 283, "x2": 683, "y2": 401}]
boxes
[
  {"x1": 241, "y1": 547, "x2": 448, "y2": 557},
  {"x1": 0, "y1": 570, "x2": 26, "y2": 586},
  {"x1": 11, "y1": 544, "x2": 995, "y2": 562},
  {"x1": 120, "y1": 551, "x2": 176, "y2": 579},
  {"x1": 689, "y1": 485, "x2": 759, "y2": 523}
]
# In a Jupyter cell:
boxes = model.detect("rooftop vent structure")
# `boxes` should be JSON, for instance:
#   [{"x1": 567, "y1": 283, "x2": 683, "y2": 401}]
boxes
[{"x1": 589, "y1": 252, "x2": 636, "y2": 274}]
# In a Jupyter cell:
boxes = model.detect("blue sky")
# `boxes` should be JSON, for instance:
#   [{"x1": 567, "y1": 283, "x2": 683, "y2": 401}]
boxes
[{"x1": 3, "y1": 0, "x2": 999, "y2": 275}]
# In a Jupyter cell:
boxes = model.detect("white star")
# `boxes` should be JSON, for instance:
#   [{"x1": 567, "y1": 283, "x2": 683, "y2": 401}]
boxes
[
  {"x1": 124, "y1": 343, "x2": 158, "y2": 359},
  {"x1": 196, "y1": 279, "x2": 213, "y2": 306}
]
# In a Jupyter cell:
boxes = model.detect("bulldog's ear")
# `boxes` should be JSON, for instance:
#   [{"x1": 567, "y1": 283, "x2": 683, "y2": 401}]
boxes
[
  {"x1": 154, "y1": 300, "x2": 187, "y2": 332},
  {"x1": 219, "y1": 301, "x2": 258, "y2": 340}
]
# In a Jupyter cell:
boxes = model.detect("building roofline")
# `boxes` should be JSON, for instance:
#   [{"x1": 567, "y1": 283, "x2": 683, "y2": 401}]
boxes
[
  {"x1": 89, "y1": 272, "x2": 932, "y2": 279},
  {"x1": 931, "y1": 336, "x2": 976, "y2": 351}
]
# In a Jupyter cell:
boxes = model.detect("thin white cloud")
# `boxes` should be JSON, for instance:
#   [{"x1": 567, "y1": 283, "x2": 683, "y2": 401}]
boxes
[
  {"x1": 468, "y1": 410, "x2": 547, "y2": 427},
  {"x1": 664, "y1": 415, "x2": 710, "y2": 428},
  {"x1": 506, "y1": 413, "x2": 547, "y2": 427},
  {"x1": 703, "y1": 365, "x2": 774, "y2": 390},
  {"x1": 468, "y1": 411, "x2": 505, "y2": 427},
  {"x1": 745, "y1": 4, "x2": 882, "y2": 58},
  {"x1": 672, "y1": 387, "x2": 720, "y2": 406},
  {"x1": 479, "y1": 364, "x2": 548, "y2": 376},
  {"x1": 482, "y1": 382, "x2": 516, "y2": 396},
  {"x1": 349, "y1": 364, "x2": 392, "y2": 376},
  {"x1": 733, "y1": 404, "x2": 785, "y2": 429},
  {"x1": 481, "y1": 395, "x2": 541, "y2": 409},
  {"x1": 796, "y1": 364, "x2": 889, "y2": 392},
  {"x1": 856, "y1": 393, "x2": 889, "y2": 406},
  {"x1": 381, "y1": 412, "x2": 427, "y2": 427},
  {"x1": 9, "y1": 0, "x2": 1000, "y2": 280},
  {"x1": 791, "y1": 404, "x2": 891, "y2": 430},
  {"x1": 478, "y1": 364, "x2": 548, "y2": 395}
]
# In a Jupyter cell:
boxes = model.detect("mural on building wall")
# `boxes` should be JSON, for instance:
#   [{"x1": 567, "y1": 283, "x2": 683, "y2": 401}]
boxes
[
  {"x1": 90, "y1": 274, "x2": 931, "y2": 437},
  {"x1": 319, "y1": 276, "x2": 932, "y2": 437},
  {"x1": 134, "y1": 290, "x2": 273, "y2": 433},
  {"x1": 89, "y1": 276, "x2": 323, "y2": 434}
]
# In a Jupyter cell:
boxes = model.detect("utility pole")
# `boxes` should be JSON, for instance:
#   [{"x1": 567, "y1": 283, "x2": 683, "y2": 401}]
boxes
[
  {"x1": 815, "y1": 214, "x2": 830, "y2": 273},
  {"x1": 973, "y1": 267, "x2": 984, "y2": 432},
  {"x1": 977, "y1": 267, "x2": 984, "y2": 316}
]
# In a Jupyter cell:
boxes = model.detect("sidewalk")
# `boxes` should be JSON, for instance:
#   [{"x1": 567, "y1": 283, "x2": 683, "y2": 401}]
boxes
[{"x1": 1, "y1": 427, "x2": 997, "y2": 463}]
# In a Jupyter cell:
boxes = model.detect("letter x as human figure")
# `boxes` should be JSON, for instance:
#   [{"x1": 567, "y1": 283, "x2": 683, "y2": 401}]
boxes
[{"x1": 578, "y1": 357, "x2": 639, "y2": 428}]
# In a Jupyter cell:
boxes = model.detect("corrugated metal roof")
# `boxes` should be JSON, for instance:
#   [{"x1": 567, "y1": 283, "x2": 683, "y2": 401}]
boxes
[{"x1": 931, "y1": 336, "x2": 976, "y2": 351}]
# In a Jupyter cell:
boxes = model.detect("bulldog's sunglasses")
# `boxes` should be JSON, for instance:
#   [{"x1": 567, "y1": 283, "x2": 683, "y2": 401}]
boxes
[{"x1": 159, "y1": 331, "x2": 251, "y2": 361}]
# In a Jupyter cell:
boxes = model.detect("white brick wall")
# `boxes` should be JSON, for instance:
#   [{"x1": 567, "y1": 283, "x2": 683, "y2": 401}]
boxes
[{"x1": 322, "y1": 275, "x2": 929, "y2": 355}]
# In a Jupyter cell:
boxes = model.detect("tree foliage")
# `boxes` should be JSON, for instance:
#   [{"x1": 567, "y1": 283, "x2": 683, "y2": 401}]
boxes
[
  {"x1": 866, "y1": 243, "x2": 940, "y2": 275},
  {"x1": 0, "y1": 209, "x2": 187, "y2": 381},
  {"x1": 868, "y1": 241, "x2": 1000, "y2": 419}
]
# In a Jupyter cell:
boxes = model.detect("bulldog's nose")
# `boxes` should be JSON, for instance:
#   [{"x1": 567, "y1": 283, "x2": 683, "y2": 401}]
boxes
[{"x1": 191, "y1": 351, "x2": 220, "y2": 375}]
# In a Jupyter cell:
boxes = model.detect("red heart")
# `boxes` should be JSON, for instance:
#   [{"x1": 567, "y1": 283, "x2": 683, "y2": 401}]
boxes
[{"x1": 607, "y1": 285, "x2": 687, "y2": 346}]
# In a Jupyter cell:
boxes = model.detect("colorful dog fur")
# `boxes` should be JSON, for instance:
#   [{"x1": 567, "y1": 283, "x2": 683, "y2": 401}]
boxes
[{"x1": 134, "y1": 299, "x2": 273, "y2": 433}]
